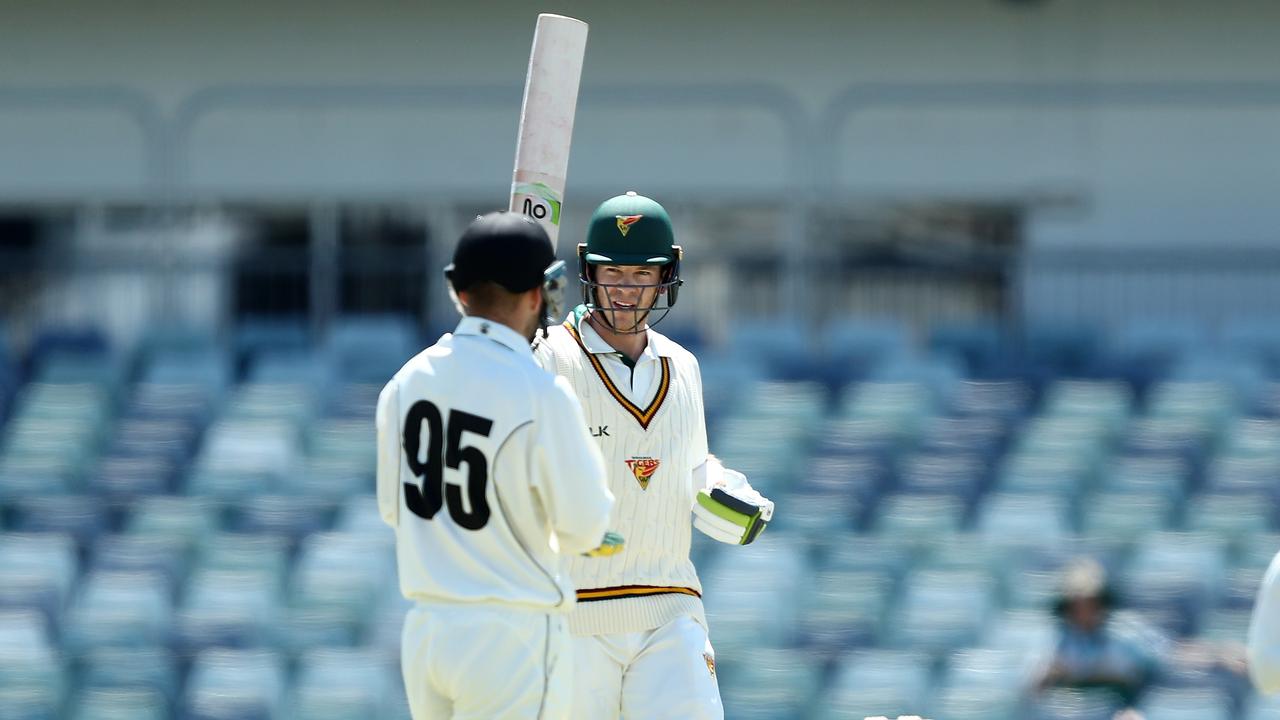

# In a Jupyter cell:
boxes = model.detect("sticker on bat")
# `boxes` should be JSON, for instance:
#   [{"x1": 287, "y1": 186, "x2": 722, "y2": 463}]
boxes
[{"x1": 513, "y1": 181, "x2": 563, "y2": 226}]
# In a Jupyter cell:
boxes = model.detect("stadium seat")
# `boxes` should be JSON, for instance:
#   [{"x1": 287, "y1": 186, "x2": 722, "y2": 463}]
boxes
[
  {"x1": 821, "y1": 318, "x2": 911, "y2": 375},
  {"x1": 946, "y1": 379, "x2": 1033, "y2": 420},
  {"x1": 9, "y1": 495, "x2": 110, "y2": 550},
  {"x1": 1031, "y1": 687, "x2": 1124, "y2": 720},
  {"x1": 1137, "y1": 687, "x2": 1232, "y2": 720},
  {"x1": 325, "y1": 314, "x2": 421, "y2": 384},
  {"x1": 888, "y1": 569, "x2": 996, "y2": 652},
  {"x1": 1079, "y1": 491, "x2": 1175, "y2": 544},
  {"x1": 981, "y1": 608, "x2": 1057, "y2": 658},
  {"x1": 873, "y1": 493, "x2": 966, "y2": 539},
  {"x1": 228, "y1": 494, "x2": 332, "y2": 545},
  {"x1": 293, "y1": 647, "x2": 396, "y2": 720},
  {"x1": 108, "y1": 418, "x2": 196, "y2": 465},
  {"x1": 1186, "y1": 493, "x2": 1273, "y2": 539},
  {"x1": 821, "y1": 649, "x2": 933, "y2": 718},
  {"x1": 1146, "y1": 381, "x2": 1240, "y2": 434},
  {"x1": 701, "y1": 534, "x2": 808, "y2": 655},
  {"x1": 183, "y1": 648, "x2": 286, "y2": 720},
  {"x1": 63, "y1": 570, "x2": 171, "y2": 653},
  {"x1": 234, "y1": 317, "x2": 311, "y2": 363},
  {"x1": 977, "y1": 492, "x2": 1073, "y2": 549},
  {"x1": 916, "y1": 415, "x2": 1009, "y2": 465},
  {"x1": 127, "y1": 496, "x2": 221, "y2": 552},
  {"x1": 176, "y1": 568, "x2": 283, "y2": 652},
  {"x1": 717, "y1": 647, "x2": 822, "y2": 720},
  {"x1": 79, "y1": 646, "x2": 179, "y2": 706},
  {"x1": 70, "y1": 688, "x2": 167, "y2": 720},
  {"x1": 141, "y1": 348, "x2": 232, "y2": 393},
  {"x1": 895, "y1": 452, "x2": 986, "y2": 502},
  {"x1": 86, "y1": 455, "x2": 176, "y2": 498},
  {"x1": 798, "y1": 569, "x2": 892, "y2": 652},
  {"x1": 0, "y1": 609, "x2": 49, "y2": 653},
  {"x1": 0, "y1": 534, "x2": 78, "y2": 623}
]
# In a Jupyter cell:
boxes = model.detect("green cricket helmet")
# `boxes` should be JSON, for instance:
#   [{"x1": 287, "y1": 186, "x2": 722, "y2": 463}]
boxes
[{"x1": 578, "y1": 191, "x2": 683, "y2": 332}]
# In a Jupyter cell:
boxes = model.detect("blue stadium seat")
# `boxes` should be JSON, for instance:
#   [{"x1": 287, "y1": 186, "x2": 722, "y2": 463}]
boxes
[
  {"x1": 234, "y1": 317, "x2": 310, "y2": 363},
  {"x1": 887, "y1": 569, "x2": 996, "y2": 652},
  {"x1": 63, "y1": 570, "x2": 171, "y2": 653},
  {"x1": 293, "y1": 648, "x2": 396, "y2": 720},
  {"x1": 0, "y1": 534, "x2": 77, "y2": 628},
  {"x1": 108, "y1": 418, "x2": 197, "y2": 466},
  {"x1": 798, "y1": 569, "x2": 892, "y2": 652},
  {"x1": 728, "y1": 319, "x2": 816, "y2": 380},
  {"x1": 86, "y1": 455, "x2": 176, "y2": 498},
  {"x1": 0, "y1": 609, "x2": 49, "y2": 653},
  {"x1": 701, "y1": 534, "x2": 809, "y2": 656},
  {"x1": 873, "y1": 493, "x2": 966, "y2": 539},
  {"x1": 821, "y1": 318, "x2": 910, "y2": 379},
  {"x1": 92, "y1": 534, "x2": 189, "y2": 595},
  {"x1": 928, "y1": 321, "x2": 1008, "y2": 378},
  {"x1": 183, "y1": 648, "x2": 285, "y2": 720},
  {"x1": 1137, "y1": 687, "x2": 1231, "y2": 720},
  {"x1": 977, "y1": 492, "x2": 1074, "y2": 549},
  {"x1": 141, "y1": 348, "x2": 232, "y2": 393},
  {"x1": 325, "y1": 314, "x2": 421, "y2": 384},
  {"x1": 717, "y1": 647, "x2": 822, "y2": 720},
  {"x1": 127, "y1": 496, "x2": 222, "y2": 553},
  {"x1": 819, "y1": 649, "x2": 933, "y2": 719},
  {"x1": 946, "y1": 379, "x2": 1032, "y2": 420},
  {"x1": 228, "y1": 494, "x2": 332, "y2": 545},
  {"x1": 916, "y1": 415, "x2": 1009, "y2": 465},
  {"x1": 895, "y1": 452, "x2": 986, "y2": 502},
  {"x1": 124, "y1": 383, "x2": 214, "y2": 427},
  {"x1": 70, "y1": 688, "x2": 167, "y2": 720},
  {"x1": 176, "y1": 569, "x2": 282, "y2": 653},
  {"x1": 1031, "y1": 687, "x2": 1123, "y2": 720},
  {"x1": 9, "y1": 495, "x2": 110, "y2": 551}
]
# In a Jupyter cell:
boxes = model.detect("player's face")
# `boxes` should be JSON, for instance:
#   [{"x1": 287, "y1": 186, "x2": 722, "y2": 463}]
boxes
[{"x1": 594, "y1": 264, "x2": 662, "y2": 333}]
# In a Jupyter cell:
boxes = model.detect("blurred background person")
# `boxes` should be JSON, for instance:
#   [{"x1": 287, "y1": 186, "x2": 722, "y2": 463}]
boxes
[{"x1": 1036, "y1": 558, "x2": 1164, "y2": 709}]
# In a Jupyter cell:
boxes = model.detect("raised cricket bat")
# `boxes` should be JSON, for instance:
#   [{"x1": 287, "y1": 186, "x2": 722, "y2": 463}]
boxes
[{"x1": 509, "y1": 13, "x2": 588, "y2": 251}]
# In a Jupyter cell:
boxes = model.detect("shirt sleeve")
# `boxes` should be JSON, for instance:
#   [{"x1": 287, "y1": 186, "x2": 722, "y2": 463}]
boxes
[
  {"x1": 374, "y1": 379, "x2": 402, "y2": 529},
  {"x1": 530, "y1": 375, "x2": 614, "y2": 555},
  {"x1": 1249, "y1": 549, "x2": 1280, "y2": 693},
  {"x1": 690, "y1": 354, "x2": 710, "y2": 466}
]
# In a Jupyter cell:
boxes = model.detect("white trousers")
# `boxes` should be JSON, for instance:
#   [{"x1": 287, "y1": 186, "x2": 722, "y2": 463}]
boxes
[
  {"x1": 569, "y1": 615, "x2": 723, "y2": 720},
  {"x1": 401, "y1": 602, "x2": 570, "y2": 720}
]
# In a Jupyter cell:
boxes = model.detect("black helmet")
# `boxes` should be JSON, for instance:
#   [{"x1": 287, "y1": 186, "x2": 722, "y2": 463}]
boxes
[{"x1": 445, "y1": 211, "x2": 568, "y2": 329}]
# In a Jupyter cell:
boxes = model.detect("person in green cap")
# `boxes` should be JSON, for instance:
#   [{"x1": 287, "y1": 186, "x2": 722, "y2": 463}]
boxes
[{"x1": 534, "y1": 191, "x2": 775, "y2": 720}]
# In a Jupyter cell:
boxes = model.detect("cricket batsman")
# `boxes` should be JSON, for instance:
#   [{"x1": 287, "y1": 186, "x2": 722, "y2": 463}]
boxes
[{"x1": 534, "y1": 191, "x2": 775, "y2": 719}]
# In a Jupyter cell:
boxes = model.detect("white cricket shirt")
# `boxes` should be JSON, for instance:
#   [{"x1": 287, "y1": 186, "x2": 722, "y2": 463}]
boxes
[
  {"x1": 376, "y1": 316, "x2": 614, "y2": 611},
  {"x1": 534, "y1": 307, "x2": 711, "y2": 635}
]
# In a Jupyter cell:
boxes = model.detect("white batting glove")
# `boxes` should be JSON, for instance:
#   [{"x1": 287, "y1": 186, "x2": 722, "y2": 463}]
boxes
[{"x1": 692, "y1": 457, "x2": 773, "y2": 545}]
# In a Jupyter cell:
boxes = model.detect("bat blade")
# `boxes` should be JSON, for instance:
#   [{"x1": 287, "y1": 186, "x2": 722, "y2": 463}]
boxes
[{"x1": 509, "y1": 13, "x2": 588, "y2": 251}]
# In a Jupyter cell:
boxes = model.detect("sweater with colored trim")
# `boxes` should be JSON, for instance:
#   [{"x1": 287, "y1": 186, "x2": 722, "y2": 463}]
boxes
[{"x1": 533, "y1": 310, "x2": 710, "y2": 636}]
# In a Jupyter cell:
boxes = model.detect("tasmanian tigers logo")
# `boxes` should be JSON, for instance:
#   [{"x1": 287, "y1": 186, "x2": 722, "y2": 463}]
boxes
[
  {"x1": 624, "y1": 457, "x2": 660, "y2": 490},
  {"x1": 616, "y1": 214, "x2": 643, "y2": 236}
]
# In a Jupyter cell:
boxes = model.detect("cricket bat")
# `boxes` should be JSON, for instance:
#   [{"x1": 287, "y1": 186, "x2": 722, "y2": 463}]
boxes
[{"x1": 509, "y1": 13, "x2": 589, "y2": 251}]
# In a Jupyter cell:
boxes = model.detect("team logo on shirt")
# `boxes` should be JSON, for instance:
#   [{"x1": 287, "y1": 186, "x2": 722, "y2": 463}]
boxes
[
  {"x1": 703, "y1": 652, "x2": 716, "y2": 678},
  {"x1": 616, "y1": 214, "x2": 643, "y2": 236},
  {"x1": 625, "y1": 457, "x2": 660, "y2": 490}
]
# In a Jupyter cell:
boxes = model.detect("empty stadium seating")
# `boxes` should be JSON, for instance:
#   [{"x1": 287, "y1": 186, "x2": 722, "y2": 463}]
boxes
[{"x1": 0, "y1": 313, "x2": 1276, "y2": 719}]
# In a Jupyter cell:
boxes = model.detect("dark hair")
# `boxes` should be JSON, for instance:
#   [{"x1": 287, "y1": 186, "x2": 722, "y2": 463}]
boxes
[{"x1": 457, "y1": 281, "x2": 527, "y2": 317}]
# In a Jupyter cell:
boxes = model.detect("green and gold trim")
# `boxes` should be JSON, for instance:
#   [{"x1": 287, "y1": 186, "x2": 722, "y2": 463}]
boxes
[
  {"x1": 576, "y1": 585, "x2": 701, "y2": 603},
  {"x1": 564, "y1": 320, "x2": 671, "y2": 430}
]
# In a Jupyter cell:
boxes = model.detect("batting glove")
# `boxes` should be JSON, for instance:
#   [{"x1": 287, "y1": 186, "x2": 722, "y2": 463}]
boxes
[
  {"x1": 692, "y1": 458, "x2": 773, "y2": 545},
  {"x1": 582, "y1": 531, "x2": 625, "y2": 558}
]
